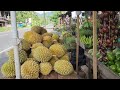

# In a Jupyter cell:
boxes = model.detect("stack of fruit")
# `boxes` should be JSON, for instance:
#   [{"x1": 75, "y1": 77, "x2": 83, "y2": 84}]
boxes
[
  {"x1": 98, "y1": 11, "x2": 119, "y2": 62},
  {"x1": 79, "y1": 21, "x2": 93, "y2": 37},
  {"x1": 1, "y1": 26, "x2": 76, "y2": 79},
  {"x1": 80, "y1": 36, "x2": 93, "y2": 49},
  {"x1": 88, "y1": 49, "x2": 101, "y2": 59},
  {"x1": 104, "y1": 48, "x2": 120, "y2": 76}
]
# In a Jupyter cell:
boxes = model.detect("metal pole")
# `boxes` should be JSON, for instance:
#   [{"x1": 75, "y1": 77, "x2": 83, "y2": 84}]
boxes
[
  {"x1": 43, "y1": 11, "x2": 46, "y2": 28},
  {"x1": 93, "y1": 11, "x2": 97, "y2": 79},
  {"x1": 10, "y1": 11, "x2": 21, "y2": 79}
]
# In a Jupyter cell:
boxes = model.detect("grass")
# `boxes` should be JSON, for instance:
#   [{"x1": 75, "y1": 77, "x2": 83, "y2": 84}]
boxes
[
  {"x1": 0, "y1": 26, "x2": 31, "y2": 32},
  {"x1": 0, "y1": 27, "x2": 11, "y2": 32}
]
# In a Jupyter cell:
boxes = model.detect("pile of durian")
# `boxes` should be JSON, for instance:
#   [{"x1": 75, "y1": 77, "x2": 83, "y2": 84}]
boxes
[{"x1": 1, "y1": 26, "x2": 76, "y2": 79}]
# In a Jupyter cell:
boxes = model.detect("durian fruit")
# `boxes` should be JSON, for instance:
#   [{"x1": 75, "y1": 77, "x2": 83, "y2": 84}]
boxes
[
  {"x1": 40, "y1": 27, "x2": 47, "y2": 34},
  {"x1": 31, "y1": 26, "x2": 41, "y2": 34},
  {"x1": 1, "y1": 61, "x2": 15, "y2": 78},
  {"x1": 54, "y1": 60, "x2": 74, "y2": 75},
  {"x1": 58, "y1": 35, "x2": 63, "y2": 43},
  {"x1": 29, "y1": 53, "x2": 33, "y2": 58},
  {"x1": 21, "y1": 59, "x2": 39, "y2": 79},
  {"x1": 52, "y1": 34, "x2": 59, "y2": 41},
  {"x1": 42, "y1": 36, "x2": 53, "y2": 48},
  {"x1": 49, "y1": 55, "x2": 59, "y2": 67},
  {"x1": 30, "y1": 43, "x2": 44, "y2": 58},
  {"x1": 61, "y1": 44, "x2": 67, "y2": 53},
  {"x1": 49, "y1": 44, "x2": 66, "y2": 58},
  {"x1": 19, "y1": 38, "x2": 31, "y2": 51},
  {"x1": 31, "y1": 43, "x2": 44, "y2": 49},
  {"x1": 40, "y1": 62, "x2": 52, "y2": 75},
  {"x1": 42, "y1": 32, "x2": 53, "y2": 37},
  {"x1": 26, "y1": 58, "x2": 36, "y2": 61},
  {"x1": 32, "y1": 46, "x2": 52, "y2": 62},
  {"x1": 31, "y1": 26, "x2": 47, "y2": 34},
  {"x1": 24, "y1": 31, "x2": 42, "y2": 44},
  {"x1": 52, "y1": 39, "x2": 58, "y2": 44},
  {"x1": 8, "y1": 49, "x2": 27, "y2": 64},
  {"x1": 60, "y1": 53, "x2": 69, "y2": 61}
]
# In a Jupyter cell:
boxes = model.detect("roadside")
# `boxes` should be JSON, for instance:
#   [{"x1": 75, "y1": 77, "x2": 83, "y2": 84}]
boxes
[{"x1": 0, "y1": 26, "x2": 31, "y2": 32}]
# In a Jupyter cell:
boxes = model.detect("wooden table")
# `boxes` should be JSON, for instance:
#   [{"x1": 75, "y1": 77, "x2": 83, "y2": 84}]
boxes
[{"x1": 85, "y1": 51, "x2": 120, "y2": 79}]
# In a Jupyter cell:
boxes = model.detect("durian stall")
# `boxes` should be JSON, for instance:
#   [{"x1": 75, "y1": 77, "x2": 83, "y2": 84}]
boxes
[
  {"x1": 0, "y1": 11, "x2": 81, "y2": 79},
  {"x1": 1, "y1": 11, "x2": 120, "y2": 79}
]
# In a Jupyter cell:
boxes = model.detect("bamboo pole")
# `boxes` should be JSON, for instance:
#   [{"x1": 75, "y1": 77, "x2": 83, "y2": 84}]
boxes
[
  {"x1": 76, "y1": 15, "x2": 80, "y2": 74},
  {"x1": 92, "y1": 11, "x2": 97, "y2": 79},
  {"x1": 69, "y1": 16, "x2": 72, "y2": 31}
]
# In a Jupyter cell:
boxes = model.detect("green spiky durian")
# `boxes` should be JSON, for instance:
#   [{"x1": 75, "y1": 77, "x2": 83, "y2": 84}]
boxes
[
  {"x1": 40, "y1": 62, "x2": 52, "y2": 75},
  {"x1": 31, "y1": 26, "x2": 47, "y2": 34},
  {"x1": 27, "y1": 58, "x2": 36, "y2": 61},
  {"x1": 8, "y1": 49, "x2": 27, "y2": 64},
  {"x1": 54, "y1": 60, "x2": 74, "y2": 75},
  {"x1": 49, "y1": 44, "x2": 66, "y2": 58},
  {"x1": 61, "y1": 44, "x2": 67, "y2": 53},
  {"x1": 49, "y1": 55, "x2": 59, "y2": 67},
  {"x1": 60, "y1": 53, "x2": 69, "y2": 61},
  {"x1": 31, "y1": 43, "x2": 44, "y2": 49},
  {"x1": 40, "y1": 27, "x2": 47, "y2": 34},
  {"x1": 52, "y1": 39, "x2": 59, "y2": 44},
  {"x1": 42, "y1": 36, "x2": 53, "y2": 48},
  {"x1": 52, "y1": 34, "x2": 59, "y2": 41},
  {"x1": 32, "y1": 46, "x2": 52, "y2": 62},
  {"x1": 31, "y1": 26, "x2": 41, "y2": 34},
  {"x1": 30, "y1": 43, "x2": 44, "y2": 58},
  {"x1": 21, "y1": 59, "x2": 39, "y2": 79},
  {"x1": 24, "y1": 31, "x2": 42, "y2": 44},
  {"x1": 29, "y1": 53, "x2": 33, "y2": 58},
  {"x1": 19, "y1": 38, "x2": 31, "y2": 51},
  {"x1": 42, "y1": 32, "x2": 53, "y2": 37},
  {"x1": 1, "y1": 61, "x2": 15, "y2": 78}
]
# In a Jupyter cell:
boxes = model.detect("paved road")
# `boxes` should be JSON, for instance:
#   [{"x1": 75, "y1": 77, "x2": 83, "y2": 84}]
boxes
[{"x1": 0, "y1": 28, "x2": 30, "y2": 52}]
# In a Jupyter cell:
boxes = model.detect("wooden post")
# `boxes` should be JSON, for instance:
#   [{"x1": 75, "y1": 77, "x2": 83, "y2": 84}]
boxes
[
  {"x1": 69, "y1": 16, "x2": 71, "y2": 31},
  {"x1": 93, "y1": 11, "x2": 97, "y2": 79},
  {"x1": 76, "y1": 15, "x2": 80, "y2": 74}
]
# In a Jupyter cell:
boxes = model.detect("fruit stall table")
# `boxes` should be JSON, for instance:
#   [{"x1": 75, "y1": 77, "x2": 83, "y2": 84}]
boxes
[
  {"x1": 0, "y1": 11, "x2": 90, "y2": 79},
  {"x1": 85, "y1": 50, "x2": 120, "y2": 79}
]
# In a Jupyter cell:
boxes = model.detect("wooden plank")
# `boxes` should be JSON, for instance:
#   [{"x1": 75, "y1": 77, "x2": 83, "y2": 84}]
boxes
[
  {"x1": 92, "y1": 11, "x2": 97, "y2": 79},
  {"x1": 81, "y1": 65, "x2": 89, "y2": 79},
  {"x1": 98, "y1": 62, "x2": 120, "y2": 79},
  {"x1": 76, "y1": 15, "x2": 80, "y2": 74}
]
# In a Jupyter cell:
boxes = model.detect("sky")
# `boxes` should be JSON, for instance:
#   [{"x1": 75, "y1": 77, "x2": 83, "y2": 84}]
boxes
[
  {"x1": 35, "y1": 11, "x2": 52, "y2": 14},
  {"x1": 35, "y1": 11, "x2": 80, "y2": 18}
]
